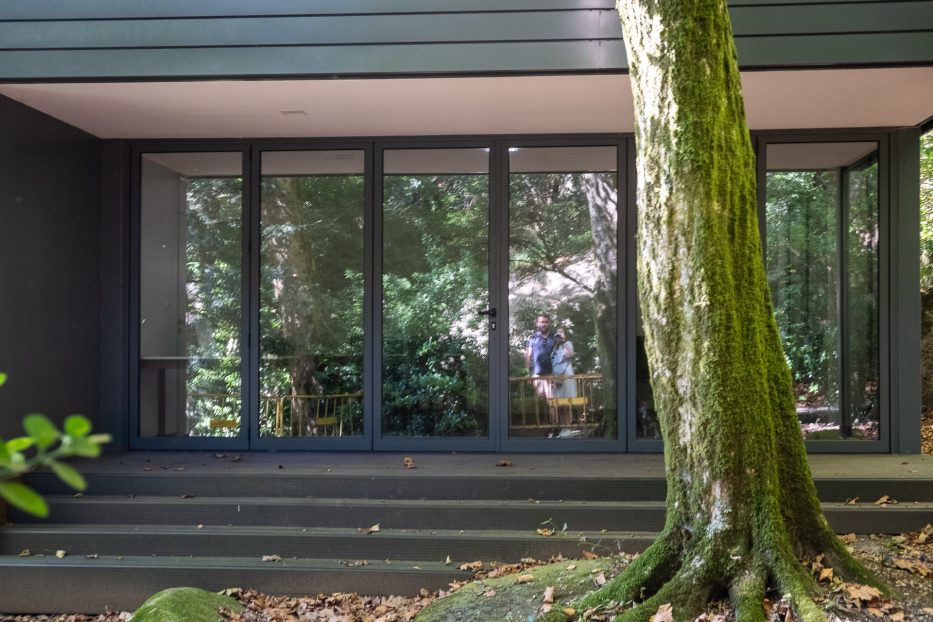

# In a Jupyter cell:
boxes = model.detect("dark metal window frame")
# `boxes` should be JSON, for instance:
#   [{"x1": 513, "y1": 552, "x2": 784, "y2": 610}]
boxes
[{"x1": 126, "y1": 130, "x2": 895, "y2": 453}]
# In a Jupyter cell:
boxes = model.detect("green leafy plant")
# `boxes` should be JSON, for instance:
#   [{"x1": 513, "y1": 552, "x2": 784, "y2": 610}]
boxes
[{"x1": 0, "y1": 373, "x2": 111, "y2": 517}]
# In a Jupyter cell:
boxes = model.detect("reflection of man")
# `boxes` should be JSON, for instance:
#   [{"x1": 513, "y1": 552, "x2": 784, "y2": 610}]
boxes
[{"x1": 525, "y1": 314, "x2": 557, "y2": 396}]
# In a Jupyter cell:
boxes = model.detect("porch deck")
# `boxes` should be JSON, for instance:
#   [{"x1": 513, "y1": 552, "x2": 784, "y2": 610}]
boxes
[
  {"x1": 1, "y1": 451, "x2": 930, "y2": 614},
  {"x1": 66, "y1": 449, "x2": 933, "y2": 480}
]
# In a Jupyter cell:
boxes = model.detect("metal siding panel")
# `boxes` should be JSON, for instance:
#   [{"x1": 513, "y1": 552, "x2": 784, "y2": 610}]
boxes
[
  {"x1": 736, "y1": 32, "x2": 933, "y2": 67},
  {"x1": 0, "y1": 12, "x2": 618, "y2": 49},
  {"x1": 0, "y1": 41, "x2": 609, "y2": 79},
  {"x1": 731, "y1": 3, "x2": 933, "y2": 35},
  {"x1": 0, "y1": 0, "x2": 616, "y2": 20}
]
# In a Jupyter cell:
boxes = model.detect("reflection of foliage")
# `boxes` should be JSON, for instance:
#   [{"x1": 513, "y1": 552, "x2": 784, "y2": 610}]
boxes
[
  {"x1": 766, "y1": 171, "x2": 840, "y2": 415},
  {"x1": 178, "y1": 167, "x2": 622, "y2": 440},
  {"x1": 846, "y1": 159, "x2": 879, "y2": 430},
  {"x1": 184, "y1": 178, "x2": 243, "y2": 437},
  {"x1": 765, "y1": 159, "x2": 880, "y2": 439},
  {"x1": 260, "y1": 175, "x2": 365, "y2": 436},
  {"x1": 920, "y1": 132, "x2": 933, "y2": 409},
  {"x1": 382, "y1": 175, "x2": 489, "y2": 437},
  {"x1": 920, "y1": 133, "x2": 933, "y2": 293}
]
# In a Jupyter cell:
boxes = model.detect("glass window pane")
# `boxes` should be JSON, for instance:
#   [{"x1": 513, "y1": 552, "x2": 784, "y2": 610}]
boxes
[
  {"x1": 139, "y1": 152, "x2": 243, "y2": 438},
  {"x1": 507, "y1": 146, "x2": 619, "y2": 440},
  {"x1": 382, "y1": 148, "x2": 490, "y2": 438},
  {"x1": 259, "y1": 151, "x2": 365, "y2": 438},
  {"x1": 765, "y1": 141, "x2": 879, "y2": 440},
  {"x1": 845, "y1": 155, "x2": 880, "y2": 439},
  {"x1": 922, "y1": 132, "x2": 933, "y2": 422}
]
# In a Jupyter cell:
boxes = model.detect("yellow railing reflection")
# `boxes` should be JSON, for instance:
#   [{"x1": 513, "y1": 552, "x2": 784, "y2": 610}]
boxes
[
  {"x1": 263, "y1": 393, "x2": 363, "y2": 437},
  {"x1": 509, "y1": 373, "x2": 603, "y2": 429},
  {"x1": 186, "y1": 392, "x2": 363, "y2": 437}
]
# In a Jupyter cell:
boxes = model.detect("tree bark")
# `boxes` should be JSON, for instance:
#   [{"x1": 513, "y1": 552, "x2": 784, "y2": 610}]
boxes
[
  {"x1": 583, "y1": 174, "x2": 620, "y2": 431},
  {"x1": 567, "y1": 1, "x2": 881, "y2": 620}
]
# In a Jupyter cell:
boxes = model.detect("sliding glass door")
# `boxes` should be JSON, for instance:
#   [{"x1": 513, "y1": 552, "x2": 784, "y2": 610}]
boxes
[
  {"x1": 132, "y1": 140, "x2": 626, "y2": 451},
  {"x1": 377, "y1": 147, "x2": 493, "y2": 449}
]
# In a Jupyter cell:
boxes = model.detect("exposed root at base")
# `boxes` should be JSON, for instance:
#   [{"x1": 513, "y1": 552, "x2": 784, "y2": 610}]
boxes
[{"x1": 561, "y1": 536, "x2": 880, "y2": 622}]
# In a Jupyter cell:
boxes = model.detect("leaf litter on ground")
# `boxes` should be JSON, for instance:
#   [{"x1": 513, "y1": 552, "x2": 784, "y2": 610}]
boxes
[{"x1": 6, "y1": 531, "x2": 933, "y2": 622}]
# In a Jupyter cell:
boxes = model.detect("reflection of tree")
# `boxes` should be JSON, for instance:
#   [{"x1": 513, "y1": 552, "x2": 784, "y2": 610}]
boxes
[{"x1": 260, "y1": 176, "x2": 364, "y2": 435}]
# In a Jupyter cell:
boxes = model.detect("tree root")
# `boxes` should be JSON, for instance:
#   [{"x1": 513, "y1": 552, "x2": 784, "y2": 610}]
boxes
[
  {"x1": 730, "y1": 563, "x2": 767, "y2": 622},
  {"x1": 612, "y1": 566, "x2": 714, "y2": 622},
  {"x1": 804, "y1": 525, "x2": 886, "y2": 592},
  {"x1": 561, "y1": 532, "x2": 876, "y2": 622},
  {"x1": 576, "y1": 527, "x2": 684, "y2": 610}
]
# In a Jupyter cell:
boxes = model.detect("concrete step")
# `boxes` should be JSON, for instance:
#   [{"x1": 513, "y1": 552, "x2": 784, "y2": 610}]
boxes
[
  {"x1": 0, "y1": 555, "x2": 471, "y2": 614},
  {"x1": 22, "y1": 470, "x2": 933, "y2": 502},
  {"x1": 12, "y1": 496, "x2": 663, "y2": 531},
  {"x1": 11, "y1": 496, "x2": 933, "y2": 534},
  {"x1": 0, "y1": 524, "x2": 652, "y2": 560}
]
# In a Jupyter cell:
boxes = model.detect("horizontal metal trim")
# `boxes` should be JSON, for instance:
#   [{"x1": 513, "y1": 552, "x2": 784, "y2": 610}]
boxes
[{"x1": 0, "y1": 1, "x2": 617, "y2": 21}]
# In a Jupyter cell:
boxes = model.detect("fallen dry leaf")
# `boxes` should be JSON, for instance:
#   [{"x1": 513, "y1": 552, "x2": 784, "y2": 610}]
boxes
[
  {"x1": 581, "y1": 550, "x2": 599, "y2": 560},
  {"x1": 459, "y1": 560, "x2": 484, "y2": 571},
  {"x1": 496, "y1": 458, "x2": 512, "y2": 467},
  {"x1": 358, "y1": 523, "x2": 380, "y2": 535},
  {"x1": 890, "y1": 611, "x2": 905, "y2": 622},
  {"x1": 445, "y1": 555, "x2": 451, "y2": 565},
  {"x1": 566, "y1": 564, "x2": 576, "y2": 571},
  {"x1": 650, "y1": 603, "x2": 674, "y2": 622},
  {"x1": 403, "y1": 456, "x2": 416, "y2": 469},
  {"x1": 845, "y1": 497, "x2": 860, "y2": 505},
  {"x1": 874, "y1": 495, "x2": 897, "y2": 506},
  {"x1": 858, "y1": 584, "x2": 883, "y2": 602},
  {"x1": 261, "y1": 554, "x2": 282, "y2": 562},
  {"x1": 515, "y1": 574, "x2": 534, "y2": 584},
  {"x1": 839, "y1": 533, "x2": 857, "y2": 543},
  {"x1": 543, "y1": 586, "x2": 554, "y2": 603},
  {"x1": 55, "y1": 550, "x2": 66, "y2": 559},
  {"x1": 18, "y1": 549, "x2": 31, "y2": 557},
  {"x1": 483, "y1": 590, "x2": 496, "y2": 597},
  {"x1": 563, "y1": 608, "x2": 576, "y2": 617},
  {"x1": 593, "y1": 572, "x2": 607, "y2": 586},
  {"x1": 536, "y1": 528, "x2": 554, "y2": 537}
]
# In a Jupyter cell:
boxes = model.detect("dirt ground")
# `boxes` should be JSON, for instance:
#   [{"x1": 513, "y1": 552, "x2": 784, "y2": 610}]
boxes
[{"x1": 2, "y1": 527, "x2": 930, "y2": 622}]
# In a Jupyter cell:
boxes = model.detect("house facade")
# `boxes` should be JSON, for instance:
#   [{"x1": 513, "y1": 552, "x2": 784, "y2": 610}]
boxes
[{"x1": 0, "y1": 0, "x2": 930, "y2": 454}]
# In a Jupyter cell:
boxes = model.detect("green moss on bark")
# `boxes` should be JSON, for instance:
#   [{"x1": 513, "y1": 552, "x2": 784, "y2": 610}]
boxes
[{"x1": 569, "y1": 0, "x2": 883, "y2": 620}]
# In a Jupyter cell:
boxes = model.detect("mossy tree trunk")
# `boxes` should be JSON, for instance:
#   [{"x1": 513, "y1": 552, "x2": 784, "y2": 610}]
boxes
[{"x1": 576, "y1": 1, "x2": 881, "y2": 621}]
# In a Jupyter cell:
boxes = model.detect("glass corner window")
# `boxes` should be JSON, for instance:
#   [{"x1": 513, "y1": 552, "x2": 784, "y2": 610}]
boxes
[{"x1": 764, "y1": 141, "x2": 880, "y2": 440}]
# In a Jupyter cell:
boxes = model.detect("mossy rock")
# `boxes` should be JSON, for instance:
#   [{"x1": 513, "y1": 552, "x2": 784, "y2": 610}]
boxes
[
  {"x1": 131, "y1": 587, "x2": 242, "y2": 622},
  {"x1": 416, "y1": 557, "x2": 626, "y2": 622}
]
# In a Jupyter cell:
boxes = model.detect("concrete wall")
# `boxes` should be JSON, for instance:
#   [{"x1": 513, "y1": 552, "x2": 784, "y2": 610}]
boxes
[{"x1": 0, "y1": 95, "x2": 101, "y2": 438}]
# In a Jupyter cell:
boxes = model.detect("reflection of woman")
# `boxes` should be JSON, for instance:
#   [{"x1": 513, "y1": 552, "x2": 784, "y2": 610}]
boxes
[{"x1": 550, "y1": 329, "x2": 577, "y2": 398}]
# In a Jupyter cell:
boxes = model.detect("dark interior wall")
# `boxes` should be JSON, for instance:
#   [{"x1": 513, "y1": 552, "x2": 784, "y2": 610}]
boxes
[{"x1": 0, "y1": 95, "x2": 102, "y2": 439}]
